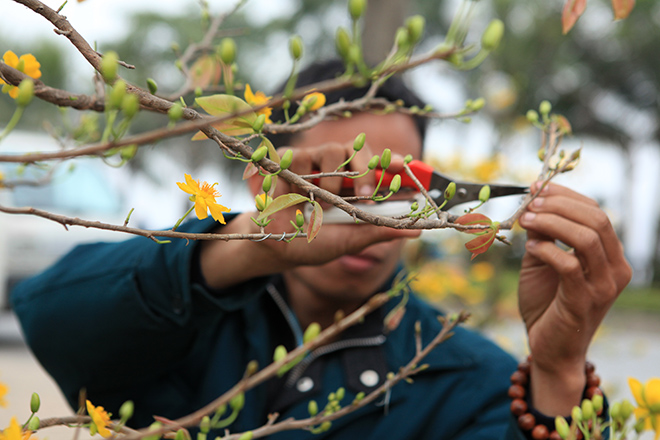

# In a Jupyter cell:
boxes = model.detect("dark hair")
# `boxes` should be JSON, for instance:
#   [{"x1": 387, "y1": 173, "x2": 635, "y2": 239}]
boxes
[{"x1": 267, "y1": 59, "x2": 428, "y2": 147}]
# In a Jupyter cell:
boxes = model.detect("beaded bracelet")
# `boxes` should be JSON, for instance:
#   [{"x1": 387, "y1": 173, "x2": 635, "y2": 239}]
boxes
[{"x1": 508, "y1": 356, "x2": 603, "y2": 440}]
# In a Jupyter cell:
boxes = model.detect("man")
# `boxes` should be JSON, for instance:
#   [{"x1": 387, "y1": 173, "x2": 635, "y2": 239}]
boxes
[{"x1": 11, "y1": 60, "x2": 631, "y2": 439}]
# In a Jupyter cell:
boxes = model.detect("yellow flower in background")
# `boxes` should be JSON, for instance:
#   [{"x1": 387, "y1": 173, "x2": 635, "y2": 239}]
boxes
[
  {"x1": 0, "y1": 380, "x2": 7, "y2": 407},
  {"x1": 301, "y1": 92, "x2": 326, "y2": 111},
  {"x1": 1, "y1": 51, "x2": 41, "y2": 99},
  {"x1": 0, "y1": 417, "x2": 36, "y2": 440},
  {"x1": 628, "y1": 377, "x2": 660, "y2": 440},
  {"x1": 244, "y1": 84, "x2": 272, "y2": 123},
  {"x1": 470, "y1": 261, "x2": 495, "y2": 283},
  {"x1": 86, "y1": 400, "x2": 112, "y2": 438},
  {"x1": 472, "y1": 157, "x2": 501, "y2": 182},
  {"x1": 177, "y1": 174, "x2": 231, "y2": 224}
]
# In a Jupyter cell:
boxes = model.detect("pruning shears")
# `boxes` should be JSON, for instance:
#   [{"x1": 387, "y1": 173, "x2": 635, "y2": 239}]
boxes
[{"x1": 309, "y1": 160, "x2": 529, "y2": 224}]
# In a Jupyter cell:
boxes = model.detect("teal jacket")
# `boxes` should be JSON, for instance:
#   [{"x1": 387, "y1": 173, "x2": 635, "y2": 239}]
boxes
[{"x1": 11, "y1": 217, "x2": 531, "y2": 439}]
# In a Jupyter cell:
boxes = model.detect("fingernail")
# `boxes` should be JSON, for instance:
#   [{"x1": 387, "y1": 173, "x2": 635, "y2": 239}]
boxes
[
  {"x1": 522, "y1": 212, "x2": 536, "y2": 223},
  {"x1": 532, "y1": 197, "x2": 544, "y2": 207},
  {"x1": 526, "y1": 239, "x2": 538, "y2": 248},
  {"x1": 358, "y1": 185, "x2": 374, "y2": 197}
]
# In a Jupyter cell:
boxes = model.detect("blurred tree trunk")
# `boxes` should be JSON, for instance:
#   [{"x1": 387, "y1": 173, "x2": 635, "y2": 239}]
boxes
[{"x1": 363, "y1": 0, "x2": 409, "y2": 65}]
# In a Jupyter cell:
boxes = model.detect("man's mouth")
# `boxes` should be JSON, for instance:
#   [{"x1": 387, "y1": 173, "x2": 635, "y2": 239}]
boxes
[{"x1": 337, "y1": 252, "x2": 381, "y2": 273}]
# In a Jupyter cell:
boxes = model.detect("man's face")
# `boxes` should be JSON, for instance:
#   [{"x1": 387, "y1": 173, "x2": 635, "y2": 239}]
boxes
[{"x1": 282, "y1": 111, "x2": 423, "y2": 310}]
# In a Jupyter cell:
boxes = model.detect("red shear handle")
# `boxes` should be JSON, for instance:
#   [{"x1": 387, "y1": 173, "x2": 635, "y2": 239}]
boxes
[{"x1": 341, "y1": 160, "x2": 434, "y2": 190}]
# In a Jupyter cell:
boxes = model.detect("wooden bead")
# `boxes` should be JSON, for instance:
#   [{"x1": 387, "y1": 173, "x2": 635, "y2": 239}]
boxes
[
  {"x1": 549, "y1": 431, "x2": 562, "y2": 440},
  {"x1": 518, "y1": 361, "x2": 531, "y2": 375},
  {"x1": 518, "y1": 413, "x2": 536, "y2": 431},
  {"x1": 511, "y1": 370, "x2": 528, "y2": 386},
  {"x1": 585, "y1": 361, "x2": 595, "y2": 374},
  {"x1": 532, "y1": 424, "x2": 549, "y2": 440},
  {"x1": 508, "y1": 384, "x2": 526, "y2": 399},
  {"x1": 510, "y1": 398, "x2": 528, "y2": 416},
  {"x1": 586, "y1": 374, "x2": 600, "y2": 388},
  {"x1": 585, "y1": 386, "x2": 602, "y2": 399}
]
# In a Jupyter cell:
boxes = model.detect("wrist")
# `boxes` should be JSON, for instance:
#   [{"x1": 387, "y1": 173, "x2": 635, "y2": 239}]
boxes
[{"x1": 529, "y1": 357, "x2": 586, "y2": 416}]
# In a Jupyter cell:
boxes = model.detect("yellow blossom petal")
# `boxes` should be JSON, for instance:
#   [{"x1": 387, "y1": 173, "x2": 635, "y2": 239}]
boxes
[
  {"x1": 244, "y1": 84, "x2": 273, "y2": 123},
  {"x1": 646, "y1": 378, "x2": 660, "y2": 408},
  {"x1": 86, "y1": 400, "x2": 112, "y2": 438},
  {"x1": 19, "y1": 54, "x2": 41, "y2": 80},
  {"x1": 0, "y1": 381, "x2": 8, "y2": 408},
  {"x1": 194, "y1": 196, "x2": 209, "y2": 220},
  {"x1": 3, "y1": 51, "x2": 19, "y2": 68},
  {"x1": 1, "y1": 417, "x2": 26, "y2": 440},
  {"x1": 630, "y1": 377, "x2": 645, "y2": 407},
  {"x1": 208, "y1": 201, "x2": 230, "y2": 224},
  {"x1": 302, "y1": 92, "x2": 326, "y2": 111},
  {"x1": 184, "y1": 173, "x2": 200, "y2": 192}
]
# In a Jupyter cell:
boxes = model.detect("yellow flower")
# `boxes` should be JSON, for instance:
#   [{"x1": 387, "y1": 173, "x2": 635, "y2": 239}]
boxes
[
  {"x1": 470, "y1": 261, "x2": 495, "y2": 283},
  {"x1": 628, "y1": 377, "x2": 660, "y2": 440},
  {"x1": 86, "y1": 400, "x2": 112, "y2": 438},
  {"x1": 301, "y1": 92, "x2": 326, "y2": 111},
  {"x1": 0, "y1": 417, "x2": 37, "y2": 440},
  {"x1": 0, "y1": 381, "x2": 8, "y2": 408},
  {"x1": 244, "y1": 84, "x2": 272, "y2": 123},
  {"x1": 177, "y1": 174, "x2": 231, "y2": 223},
  {"x1": 1, "y1": 51, "x2": 41, "y2": 99}
]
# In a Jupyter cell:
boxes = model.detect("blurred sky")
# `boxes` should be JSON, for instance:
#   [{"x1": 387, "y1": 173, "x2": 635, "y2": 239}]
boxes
[{"x1": 2, "y1": 0, "x2": 660, "y2": 283}]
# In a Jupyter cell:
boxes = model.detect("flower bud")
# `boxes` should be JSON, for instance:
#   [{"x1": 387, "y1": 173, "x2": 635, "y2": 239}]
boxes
[
  {"x1": 219, "y1": 38, "x2": 237, "y2": 65},
  {"x1": 295, "y1": 209, "x2": 305, "y2": 228},
  {"x1": 405, "y1": 15, "x2": 425, "y2": 45},
  {"x1": 581, "y1": 399, "x2": 594, "y2": 420},
  {"x1": 537, "y1": 147, "x2": 546, "y2": 162},
  {"x1": 303, "y1": 322, "x2": 321, "y2": 343},
  {"x1": 410, "y1": 201, "x2": 419, "y2": 211},
  {"x1": 199, "y1": 416, "x2": 211, "y2": 434},
  {"x1": 120, "y1": 144, "x2": 138, "y2": 161},
  {"x1": 610, "y1": 401, "x2": 621, "y2": 421},
  {"x1": 280, "y1": 150, "x2": 293, "y2": 170},
  {"x1": 16, "y1": 79, "x2": 34, "y2": 107},
  {"x1": 554, "y1": 416, "x2": 570, "y2": 439},
  {"x1": 353, "y1": 133, "x2": 366, "y2": 151},
  {"x1": 262, "y1": 174, "x2": 272, "y2": 193},
  {"x1": 147, "y1": 78, "x2": 158, "y2": 94},
  {"x1": 347, "y1": 45, "x2": 361, "y2": 65},
  {"x1": 195, "y1": 87, "x2": 203, "y2": 97},
  {"x1": 591, "y1": 394, "x2": 603, "y2": 413},
  {"x1": 348, "y1": 0, "x2": 367, "y2": 20},
  {"x1": 634, "y1": 417, "x2": 646, "y2": 434},
  {"x1": 481, "y1": 19, "x2": 504, "y2": 51},
  {"x1": 335, "y1": 387, "x2": 345, "y2": 401},
  {"x1": 620, "y1": 399, "x2": 633, "y2": 421},
  {"x1": 471, "y1": 97, "x2": 485, "y2": 111},
  {"x1": 252, "y1": 113, "x2": 266, "y2": 133},
  {"x1": 368, "y1": 155, "x2": 380, "y2": 170},
  {"x1": 380, "y1": 148, "x2": 391, "y2": 169},
  {"x1": 289, "y1": 35, "x2": 304, "y2": 61},
  {"x1": 526, "y1": 110, "x2": 539, "y2": 123},
  {"x1": 571, "y1": 406, "x2": 582, "y2": 423},
  {"x1": 30, "y1": 392, "x2": 41, "y2": 413},
  {"x1": 444, "y1": 182, "x2": 456, "y2": 201},
  {"x1": 319, "y1": 421, "x2": 331, "y2": 432},
  {"x1": 121, "y1": 93, "x2": 140, "y2": 118},
  {"x1": 251, "y1": 145, "x2": 268, "y2": 162},
  {"x1": 109, "y1": 80, "x2": 127, "y2": 110},
  {"x1": 27, "y1": 416, "x2": 40, "y2": 431},
  {"x1": 101, "y1": 51, "x2": 119, "y2": 83},
  {"x1": 230, "y1": 392, "x2": 245, "y2": 411},
  {"x1": 539, "y1": 100, "x2": 552, "y2": 115},
  {"x1": 273, "y1": 344, "x2": 287, "y2": 362},
  {"x1": 389, "y1": 174, "x2": 401, "y2": 193},
  {"x1": 308, "y1": 400, "x2": 318, "y2": 416},
  {"x1": 478, "y1": 184, "x2": 490, "y2": 203},
  {"x1": 404, "y1": 154, "x2": 413, "y2": 164},
  {"x1": 168, "y1": 103, "x2": 184, "y2": 122},
  {"x1": 119, "y1": 400, "x2": 134, "y2": 421},
  {"x1": 335, "y1": 27, "x2": 352, "y2": 59},
  {"x1": 174, "y1": 429, "x2": 186, "y2": 440}
]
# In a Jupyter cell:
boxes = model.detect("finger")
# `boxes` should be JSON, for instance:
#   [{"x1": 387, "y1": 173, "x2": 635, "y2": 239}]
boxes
[
  {"x1": 316, "y1": 143, "x2": 349, "y2": 196},
  {"x1": 349, "y1": 141, "x2": 376, "y2": 197},
  {"x1": 284, "y1": 148, "x2": 313, "y2": 196},
  {"x1": 532, "y1": 182, "x2": 598, "y2": 208}
]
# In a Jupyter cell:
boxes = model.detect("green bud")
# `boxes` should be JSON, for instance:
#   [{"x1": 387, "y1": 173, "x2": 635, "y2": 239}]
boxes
[
  {"x1": 539, "y1": 100, "x2": 552, "y2": 115},
  {"x1": 219, "y1": 38, "x2": 237, "y2": 65},
  {"x1": 405, "y1": 15, "x2": 425, "y2": 45},
  {"x1": 591, "y1": 394, "x2": 603, "y2": 413},
  {"x1": 335, "y1": 27, "x2": 352, "y2": 59},
  {"x1": 119, "y1": 144, "x2": 138, "y2": 161},
  {"x1": 168, "y1": 103, "x2": 184, "y2": 122},
  {"x1": 348, "y1": 0, "x2": 367, "y2": 20},
  {"x1": 303, "y1": 322, "x2": 321, "y2": 343},
  {"x1": 171, "y1": 42, "x2": 180, "y2": 52},
  {"x1": 27, "y1": 416, "x2": 40, "y2": 431},
  {"x1": 471, "y1": 97, "x2": 485, "y2": 111},
  {"x1": 121, "y1": 93, "x2": 140, "y2": 118},
  {"x1": 634, "y1": 417, "x2": 646, "y2": 434},
  {"x1": 380, "y1": 148, "x2": 392, "y2": 169},
  {"x1": 389, "y1": 174, "x2": 401, "y2": 193},
  {"x1": 252, "y1": 113, "x2": 266, "y2": 133},
  {"x1": 308, "y1": 400, "x2": 318, "y2": 416},
  {"x1": 280, "y1": 150, "x2": 293, "y2": 170},
  {"x1": 174, "y1": 429, "x2": 186, "y2": 440},
  {"x1": 355, "y1": 391, "x2": 365, "y2": 402},
  {"x1": 319, "y1": 421, "x2": 331, "y2": 432},
  {"x1": 410, "y1": 201, "x2": 419, "y2": 211},
  {"x1": 199, "y1": 416, "x2": 211, "y2": 434},
  {"x1": 237, "y1": 432, "x2": 253, "y2": 440},
  {"x1": 571, "y1": 406, "x2": 582, "y2": 423},
  {"x1": 215, "y1": 403, "x2": 227, "y2": 418},
  {"x1": 30, "y1": 392, "x2": 41, "y2": 413},
  {"x1": 144, "y1": 422, "x2": 162, "y2": 440},
  {"x1": 444, "y1": 182, "x2": 456, "y2": 201},
  {"x1": 423, "y1": 104, "x2": 433, "y2": 113},
  {"x1": 273, "y1": 344, "x2": 287, "y2": 362},
  {"x1": 367, "y1": 155, "x2": 380, "y2": 170},
  {"x1": 328, "y1": 392, "x2": 336, "y2": 402},
  {"x1": 353, "y1": 133, "x2": 366, "y2": 151},
  {"x1": 101, "y1": 51, "x2": 119, "y2": 83},
  {"x1": 119, "y1": 400, "x2": 134, "y2": 421},
  {"x1": 335, "y1": 387, "x2": 345, "y2": 402},
  {"x1": 251, "y1": 146, "x2": 268, "y2": 162},
  {"x1": 526, "y1": 109, "x2": 539, "y2": 123},
  {"x1": 620, "y1": 399, "x2": 634, "y2": 421},
  {"x1": 230, "y1": 392, "x2": 245, "y2": 411},
  {"x1": 195, "y1": 86, "x2": 203, "y2": 97},
  {"x1": 255, "y1": 194, "x2": 266, "y2": 211},
  {"x1": 16, "y1": 79, "x2": 34, "y2": 107},
  {"x1": 478, "y1": 184, "x2": 491, "y2": 203},
  {"x1": 395, "y1": 27, "x2": 409, "y2": 51},
  {"x1": 581, "y1": 399, "x2": 594, "y2": 420},
  {"x1": 610, "y1": 401, "x2": 621, "y2": 421},
  {"x1": 289, "y1": 35, "x2": 304, "y2": 60},
  {"x1": 147, "y1": 78, "x2": 158, "y2": 94},
  {"x1": 481, "y1": 19, "x2": 504, "y2": 51},
  {"x1": 109, "y1": 80, "x2": 127, "y2": 110},
  {"x1": 295, "y1": 209, "x2": 305, "y2": 228},
  {"x1": 246, "y1": 360, "x2": 259, "y2": 377},
  {"x1": 262, "y1": 174, "x2": 272, "y2": 193},
  {"x1": 554, "y1": 416, "x2": 570, "y2": 439},
  {"x1": 404, "y1": 154, "x2": 413, "y2": 164},
  {"x1": 347, "y1": 45, "x2": 361, "y2": 65}
]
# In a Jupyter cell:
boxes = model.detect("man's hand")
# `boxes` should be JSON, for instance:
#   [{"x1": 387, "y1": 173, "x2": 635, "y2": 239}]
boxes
[{"x1": 517, "y1": 182, "x2": 632, "y2": 415}]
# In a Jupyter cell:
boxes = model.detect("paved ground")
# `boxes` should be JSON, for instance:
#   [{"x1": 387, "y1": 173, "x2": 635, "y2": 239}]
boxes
[{"x1": 1, "y1": 309, "x2": 658, "y2": 440}]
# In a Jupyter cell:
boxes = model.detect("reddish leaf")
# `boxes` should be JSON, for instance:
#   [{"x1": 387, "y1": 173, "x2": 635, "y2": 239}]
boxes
[
  {"x1": 465, "y1": 231, "x2": 497, "y2": 260},
  {"x1": 190, "y1": 55, "x2": 221, "y2": 89},
  {"x1": 456, "y1": 214, "x2": 499, "y2": 259},
  {"x1": 562, "y1": 0, "x2": 587, "y2": 34},
  {"x1": 455, "y1": 213, "x2": 492, "y2": 232},
  {"x1": 612, "y1": 0, "x2": 635, "y2": 20},
  {"x1": 384, "y1": 306, "x2": 406, "y2": 332},
  {"x1": 242, "y1": 162, "x2": 259, "y2": 180},
  {"x1": 307, "y1": 201, "x2": 323, "y2": 242}
]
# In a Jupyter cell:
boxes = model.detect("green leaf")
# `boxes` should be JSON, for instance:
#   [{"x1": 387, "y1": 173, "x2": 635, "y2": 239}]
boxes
[
  {"x1": 307, "y1": 201, "x2": 323, "y2": 242},
  {"x1": 257, "y1": 193, "x2": 309, "y2": 221},
  {"x1": 194, "y1": 94, "x2": 258, "y2": 136},
  {"x1": 261, "y1": 136, "x2": 280, "y2": 164}
]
